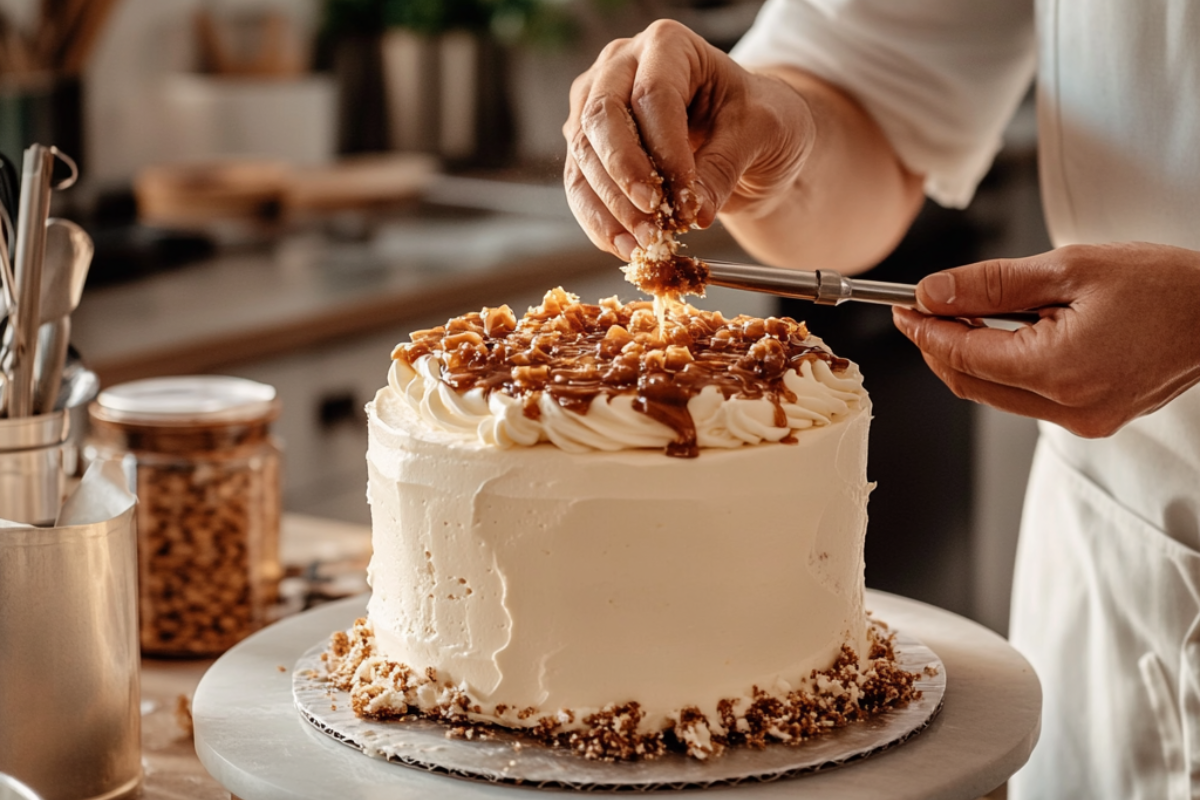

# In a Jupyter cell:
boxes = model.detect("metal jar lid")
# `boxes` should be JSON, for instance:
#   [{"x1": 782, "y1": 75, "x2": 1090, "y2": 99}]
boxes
[{"x1": 91, "y1": 376, "x2": 279, "y2": 426}]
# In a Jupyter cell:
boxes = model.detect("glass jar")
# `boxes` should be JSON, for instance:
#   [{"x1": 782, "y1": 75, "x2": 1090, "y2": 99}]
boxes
[{"x1": 87, "y1": 376, "x2": 282, "y2": 657}]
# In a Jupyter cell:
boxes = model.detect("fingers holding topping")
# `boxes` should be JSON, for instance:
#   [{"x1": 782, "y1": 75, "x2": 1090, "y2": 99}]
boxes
[
  {"x1": 571, "y1": 43, "x2": 667, "y2": 218},
  {"x1": 565, "y1": 23, "x2": 714, "y2": 235},
  {"x1": 563, "y1": 154, "x2": 638, "y2": 259},
  {"x1": 569, "y1": 123, "x2": 663, "y2": 246},
  {"x1": 565, "y1": 20, "x2": 813, "y2": 247},
  {"x1": 578, "y1": 95, "x2": 663, "y2": 214},
  {"x1": 628, "y1": 22, "x2": 706, "y2": 224}
]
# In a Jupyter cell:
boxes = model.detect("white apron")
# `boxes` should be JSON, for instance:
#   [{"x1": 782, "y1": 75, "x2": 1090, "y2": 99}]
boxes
[
  {"x1": 1010, "y1": 389, "x2": 1200, "y2": 799},
  {"x1": 1008, "y1": 1, "x2": 1200, "y2": 797},
  {"x1": 732, "y1": 0, "x2": 1200, "y2": 793}
]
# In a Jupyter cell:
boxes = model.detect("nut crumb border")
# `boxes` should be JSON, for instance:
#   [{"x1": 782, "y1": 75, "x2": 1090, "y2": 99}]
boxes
[{"x1": 320, "y1": 618, "x2": 921, "y2": 762}]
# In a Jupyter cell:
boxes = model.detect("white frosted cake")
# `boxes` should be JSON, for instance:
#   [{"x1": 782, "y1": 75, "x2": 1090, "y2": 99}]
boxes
[{"x1": 325, "y1": 288, "x2": 917, "y2": 760}]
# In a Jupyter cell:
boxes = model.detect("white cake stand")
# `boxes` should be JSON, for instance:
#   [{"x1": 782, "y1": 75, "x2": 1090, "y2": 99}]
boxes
[{"x1": 193, "y1": 590, "x2": 1040, "y2": 800}]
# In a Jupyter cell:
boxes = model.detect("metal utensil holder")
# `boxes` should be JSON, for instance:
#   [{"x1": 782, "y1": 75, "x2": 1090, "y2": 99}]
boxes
[
  {"x1": 0, "y1": 477, "x2": 141, "y2": 800},
  {"x1": 0, "y1": 410, "x2": 68, "y2": 525}
]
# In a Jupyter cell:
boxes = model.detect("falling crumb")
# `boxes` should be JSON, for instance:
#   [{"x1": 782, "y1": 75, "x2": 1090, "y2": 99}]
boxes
[
  {"x1": 278, "y1": 665, "x2": 287, "y2": 672},
  {"x1": 175, "y1": 694, "x2": 194, "y2": 739}
]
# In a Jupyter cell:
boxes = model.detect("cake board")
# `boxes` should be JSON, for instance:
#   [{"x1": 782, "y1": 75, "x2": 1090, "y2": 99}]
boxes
[
  {"x1": 292, "y1": 632, "x2": 945, "y2": 790},
  {"x1": 193, "y1": 591, "x2": 1041, "y2": 800}
]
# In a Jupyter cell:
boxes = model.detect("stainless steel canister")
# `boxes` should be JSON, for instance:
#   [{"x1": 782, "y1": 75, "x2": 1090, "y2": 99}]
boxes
[
  {"x1": 0, "y1": 461, "x2": 141, "y2": 800},
  {"x1": 0, "y1": 410, "x2": 67, "y2": 525}
]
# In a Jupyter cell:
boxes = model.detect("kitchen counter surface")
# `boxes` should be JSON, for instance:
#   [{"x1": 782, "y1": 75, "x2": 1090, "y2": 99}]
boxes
[
  {"x1": 192, "y1": 590, "x2": 1037, "y2": 800},
  {"x1": 139, "y1": 513, "x2": 371, "y2": 800},
  {"x1": 72, "y1": 205, "x2": 610, "y2": 387}
]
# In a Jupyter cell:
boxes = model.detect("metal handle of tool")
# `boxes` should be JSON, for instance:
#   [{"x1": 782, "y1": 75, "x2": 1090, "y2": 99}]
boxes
[
  {"x1": 704, "y1": 260, "x2": 1040, "y2": 326},
  {"x1": 9, "y1": 146, "x2": 56, "y2": 418},
  {"x1": 702, "y1": 261, "x2": 822, "y2": 300},
  {"x1": 8, "y1": 147, "x2": 78, "y2": 418}
]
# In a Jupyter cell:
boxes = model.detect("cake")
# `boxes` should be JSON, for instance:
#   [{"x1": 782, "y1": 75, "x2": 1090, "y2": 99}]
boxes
[{"x1": 324, "y1": 287, "x2": 920, "y2": 760}]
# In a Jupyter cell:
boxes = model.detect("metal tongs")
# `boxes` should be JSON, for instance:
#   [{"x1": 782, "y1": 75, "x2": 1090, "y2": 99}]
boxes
[{"x1": 702, "y1": 259, "x2": 1040, "y2": 327}]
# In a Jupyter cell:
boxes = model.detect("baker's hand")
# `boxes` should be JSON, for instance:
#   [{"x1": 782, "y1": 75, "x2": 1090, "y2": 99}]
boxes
[
  {"x1": 892, "y1": 242, "x2": 1200, "y2": 438},
  {"x1": 563, "y1": 20, "x2": 813, "y2": 260}
]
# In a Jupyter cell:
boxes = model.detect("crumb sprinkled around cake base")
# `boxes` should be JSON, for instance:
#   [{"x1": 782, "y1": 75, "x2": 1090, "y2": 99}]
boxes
[{"x1": 321, "y1": 618, "x2": 921, "y2": 762}]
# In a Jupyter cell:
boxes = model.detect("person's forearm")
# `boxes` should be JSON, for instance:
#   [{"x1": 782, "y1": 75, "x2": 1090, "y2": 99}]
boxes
[{"x1": 721, "y1": 67, "x2": 925, "y2": 275}]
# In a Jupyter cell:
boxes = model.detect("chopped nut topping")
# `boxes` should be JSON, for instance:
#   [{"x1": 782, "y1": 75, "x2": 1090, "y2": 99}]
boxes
[{"x1": 394, "y1": 289, "x2": 848, "y2": 458}]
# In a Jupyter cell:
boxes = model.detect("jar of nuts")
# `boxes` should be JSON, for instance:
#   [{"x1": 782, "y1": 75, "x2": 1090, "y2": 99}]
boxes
[{"x1": 86, "y1": 376, "x2": 282, "y2": 657}]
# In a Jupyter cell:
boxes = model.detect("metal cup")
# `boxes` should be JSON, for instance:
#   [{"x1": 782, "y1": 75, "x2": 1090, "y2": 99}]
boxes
[
  {"x1": 0, "y1": 478, "x2": 141, "y2": 800},
  {"x1": 0, "y1": 410, "x2": 67, "y2": 525}
]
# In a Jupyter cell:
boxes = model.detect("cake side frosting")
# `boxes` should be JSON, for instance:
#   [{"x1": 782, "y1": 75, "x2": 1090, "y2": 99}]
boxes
[
  {"x1": 359, "y1": 385, "x2": 874, "y2": 741},
  {"x1": 322, "y1": 292, "x2": 925, "y2": 761}
]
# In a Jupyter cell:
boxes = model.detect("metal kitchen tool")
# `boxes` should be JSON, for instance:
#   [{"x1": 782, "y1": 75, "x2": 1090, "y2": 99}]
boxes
[
  {"x1": 9, "y1": 146, "x2": 55, "y2": 418},
  {"x1": 0, "y1": 460, "x2": 142, "y2": 800},
  {"x1": 56, "y1": 352, "x2": 100, "y2": 477},
  {"x1": 701, "y1": 259, "x2": 1041, "y2": 326},
  {"x1": 33, "y1": 218, "x2": 92, "y2": 414},
  {"x1": 8, "y1": 145, "x2": 77, "y2": 418}
]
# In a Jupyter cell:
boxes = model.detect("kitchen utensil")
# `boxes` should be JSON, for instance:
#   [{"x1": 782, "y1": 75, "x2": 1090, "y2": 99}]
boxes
[
  {"x1": 8, "y1": 145, "x2": 54, "y2": 417},
  {"x1": 0, "y1": 152, "x2": 19, "y2": 226},
  {"x1": 55, "y1": 350, "x2": 99, "y2": 477},
  {"x1": 700, "y1": 258, "x2": 1042, "y2": 326},
  {"x1": 54, "y1": 345, "x2": 98, "y2": 411},
  {"x1": 38, "y1": 219, "x2": 89, "y2": 316},
  {"x1": 33, "y1": 218, "x2": 91, "y2": 414},
  {"x1": 8, "y1": 145, "x2": 76, "y2": 418},
  {"x1": 0, "y1": 208, "x2": 15, "y2": 317}
]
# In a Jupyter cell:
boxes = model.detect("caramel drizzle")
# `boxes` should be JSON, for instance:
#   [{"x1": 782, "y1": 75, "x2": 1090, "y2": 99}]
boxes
[{"x1": 394, "y1": 291, "x2": 849, "y2": 458}]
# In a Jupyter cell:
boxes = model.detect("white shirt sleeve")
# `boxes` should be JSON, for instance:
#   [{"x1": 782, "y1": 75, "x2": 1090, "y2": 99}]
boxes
[{"x1": 731, "y1": 0, "x2": 1037, "y2": 208}]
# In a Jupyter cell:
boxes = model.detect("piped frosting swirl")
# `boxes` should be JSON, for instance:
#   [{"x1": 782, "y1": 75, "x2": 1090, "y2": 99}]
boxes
[{"x1": 389, "y1": 288, "x2": 866, "y2": 457}]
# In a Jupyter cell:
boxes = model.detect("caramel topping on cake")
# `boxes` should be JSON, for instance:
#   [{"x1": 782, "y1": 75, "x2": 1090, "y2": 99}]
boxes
[{"x1": 393, "y1": 288, "x2": 848, "y2": 458}]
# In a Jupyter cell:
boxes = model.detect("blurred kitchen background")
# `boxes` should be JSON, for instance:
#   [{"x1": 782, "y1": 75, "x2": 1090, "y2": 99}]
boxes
[{"x1": 0, "y1": 0, "x2": 1047, "y2": 635}]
